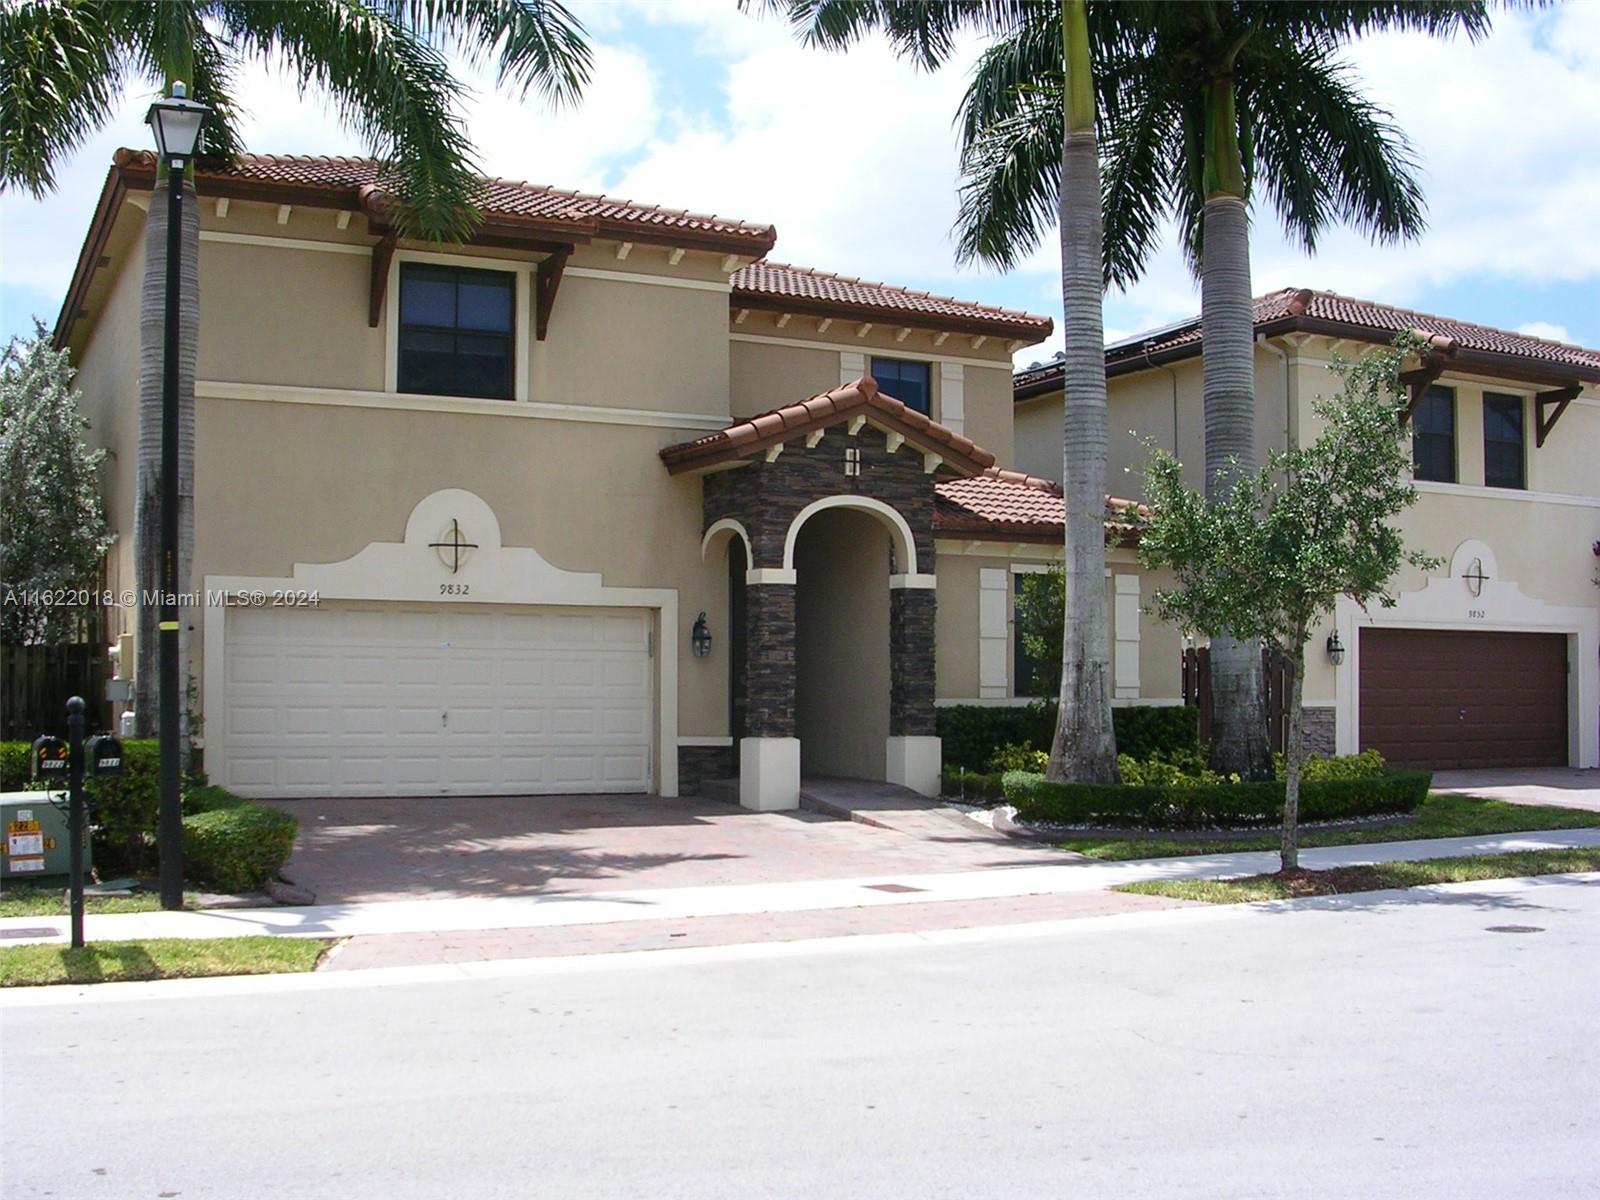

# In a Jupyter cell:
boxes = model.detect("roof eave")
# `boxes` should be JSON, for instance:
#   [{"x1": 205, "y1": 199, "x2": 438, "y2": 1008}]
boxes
[
  {"x1": 53, "y1": 164, "x2": 127, "y2": 350},
  {"x1": 732, "y1": 290, "x2": 1053, "y2": 345}
]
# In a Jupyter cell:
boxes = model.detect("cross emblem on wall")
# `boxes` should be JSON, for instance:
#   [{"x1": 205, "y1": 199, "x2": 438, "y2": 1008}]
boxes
[
  {"x1": 429, "y1": 519, "x2": 479, "y2": 574},
  {"x1": 1462, "y1": 556, "x2": 1490, "y2": 597}
]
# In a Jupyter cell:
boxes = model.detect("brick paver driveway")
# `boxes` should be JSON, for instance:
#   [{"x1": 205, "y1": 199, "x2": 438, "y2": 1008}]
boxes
[{"x1": 264, "y1": 793, "x2": 1067, "y2": 904}]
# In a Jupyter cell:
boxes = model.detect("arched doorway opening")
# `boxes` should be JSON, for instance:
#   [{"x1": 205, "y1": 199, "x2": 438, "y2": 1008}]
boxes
[{"x1": 793, "y1": 506, "x2": 894, "y2": 780}]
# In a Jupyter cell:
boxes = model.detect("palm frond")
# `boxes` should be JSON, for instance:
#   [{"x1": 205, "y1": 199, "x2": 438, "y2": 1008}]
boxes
[
  {"x1": 373, "y1": 0, "x2": 592, "y2": 105},
  {"x1": 220, "y1": 0, "x2": 482, "y2": 241},
  {"x1": 1241, "y1": 35, "x2": 1425, "y2": 252},
  {"x1": 0, "y1": 0, "x2": 130, "y2": 195},
  {"x1": 765, "y1": 0, "x2": 1032, "y2": 69},
  {"x1": 954, "y1": 88, "x2": 1061, "y2": 270}
]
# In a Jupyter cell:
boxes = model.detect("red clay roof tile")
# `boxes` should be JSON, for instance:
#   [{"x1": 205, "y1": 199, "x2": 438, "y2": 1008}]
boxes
[
  {"x1": 661, "y1": 376, "x2": 997, "y2": 475},
  {"x1": 934, "y1": 470, "x2": 1143, "y2": 541}
]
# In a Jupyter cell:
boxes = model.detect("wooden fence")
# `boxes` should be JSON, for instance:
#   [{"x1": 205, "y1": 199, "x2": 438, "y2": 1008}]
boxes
[
  {"x1": 2, "y1": 600, "x2": 112, "y2": 740},
  {"x1": 1181, "y1": 646, "x2": 1292, "y2": 755}
]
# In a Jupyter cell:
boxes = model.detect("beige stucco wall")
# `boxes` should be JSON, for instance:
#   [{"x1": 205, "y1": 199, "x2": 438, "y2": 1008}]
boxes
[
  {"x1": 794, "y1": 508, "x2": 892, "y2": 779},
  {"x1": 70, "y1": 226, "x2": 144, "y2": 639},
  {"x1": 729, "y1": 339, "x2": 839, "y2": 418},
  {"x1": 933, "y1": 544, "x2": 1183, "y2": 705},
  {"x1": 190, "y1": 396, "x2": 732, "y2": 737}
]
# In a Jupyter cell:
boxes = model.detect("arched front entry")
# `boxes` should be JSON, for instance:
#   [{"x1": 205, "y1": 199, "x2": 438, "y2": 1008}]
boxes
[
  {"x1": 793, "y1": 505, "x2": 893, "y2": 780},
  {"x1": 687, "y1": 403, "x2": 956, "y2": 811}
]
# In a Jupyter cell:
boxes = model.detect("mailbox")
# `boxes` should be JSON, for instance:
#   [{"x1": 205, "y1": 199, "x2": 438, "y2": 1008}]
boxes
[
  {"x1": 31, "y1": 736, "x2": 68, "y2": 782},
  {"x1": 86, "y1": 735, "x2": 124, "y2": 778}
]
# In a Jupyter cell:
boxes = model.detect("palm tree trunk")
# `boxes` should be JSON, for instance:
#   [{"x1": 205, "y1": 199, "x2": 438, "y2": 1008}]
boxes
[
  {"x1": 1280, "y1": 636, "x2": 1306, "y2": 872},
  {"x1": 1200, "y1": 72, "x2": 1271, "y2": 781},
  {"x1": 1047, "y1": 0, "x2": 1117, "y2": 784},
  {"x1": 133, "y1": 172, "x2": 198, "y2": 767}
]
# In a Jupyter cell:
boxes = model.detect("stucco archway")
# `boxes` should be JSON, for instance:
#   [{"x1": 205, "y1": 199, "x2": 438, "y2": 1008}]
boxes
[{"x1": 781, "y1": 495, "x2": 920, "y2": 577}]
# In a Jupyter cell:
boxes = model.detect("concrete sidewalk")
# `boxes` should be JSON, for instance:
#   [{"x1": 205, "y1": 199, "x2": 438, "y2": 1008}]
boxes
[{"x1": 5, "y1": 826, "x2": 1596, "y2": 949}]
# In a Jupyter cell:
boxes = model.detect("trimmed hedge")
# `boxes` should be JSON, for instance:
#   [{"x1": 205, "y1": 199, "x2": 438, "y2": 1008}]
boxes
[
  {"x1": 1002, "y1": 768, "x2": 1431, "y2": 831},
  {"x1": 0, "y1": 741, "x2": 295, "y2": 889},
  {"x1": 937, "y1": 703, "x2": 1200, "y2": 771},
  {"x1": 181, "y1": 787, "x2": 298, "y2": 894},
  {"x1": 940, "y1": 768, "x2": 1006, "y2": 803}
]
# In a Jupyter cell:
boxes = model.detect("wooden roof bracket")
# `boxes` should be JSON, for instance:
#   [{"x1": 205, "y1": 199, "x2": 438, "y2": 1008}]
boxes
[
  {"x1": 1535, "y1": 385, "x2": 1581, "y2": 447},
  {"x1": 536, "y1": 245, "x2": 571, "y2": 342},
  {"x1": 1398, "y1": 335, "x2": 1460, "y2": 426},
  {"x1": 368, "y1": 232, "x2": 398, "y2": 328}
]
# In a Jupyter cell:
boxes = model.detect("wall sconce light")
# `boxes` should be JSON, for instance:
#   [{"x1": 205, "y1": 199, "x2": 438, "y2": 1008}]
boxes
[
  {"x1": 1326, "y1": 631, "x2": 1345, "y2": 665},
  {"x1": 691, "y1": 612, "x2": 713, "y2": 658}
]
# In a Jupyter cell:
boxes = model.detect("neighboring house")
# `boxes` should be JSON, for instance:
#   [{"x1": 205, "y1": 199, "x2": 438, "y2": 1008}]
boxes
[
  {"x1": 1003, "y1": 288, "x2": 1600, "y2": 771},
  {"x1": 58, "y1": 149, "x2": 1057, "y2": 810}
]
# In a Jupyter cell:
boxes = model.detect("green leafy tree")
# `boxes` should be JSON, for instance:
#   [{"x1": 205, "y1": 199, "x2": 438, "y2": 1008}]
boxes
[
  {"x1": 956, "y1": 0, "x2": 1487, "y2": 780},
  {"x1": 757, "y1": 0, "x2": 1121, "y2": 782},
  {"x1": 0, "y1": 0, "x2": 590, "y2": 735},
  {"x1": 1016, "y1": 570, "x2": 1065, "y2": 697},
  {"x1": 1, "y1": 321, "x2": 113, "y2": 645},
  {"x1": 1135, "y1": 334, "x2": 1442, "y2": 870}
]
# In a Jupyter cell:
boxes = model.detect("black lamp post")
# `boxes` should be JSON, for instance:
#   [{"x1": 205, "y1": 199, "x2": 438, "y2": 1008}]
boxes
[{"x1": 145, "y1": 82, "x2": 209, "y2": 912}]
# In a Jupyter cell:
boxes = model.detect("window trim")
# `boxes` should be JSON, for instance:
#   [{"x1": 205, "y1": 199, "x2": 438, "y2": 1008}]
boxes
[
  {"x1": 385, "y1": 249, "x2": 532, "y2": 402},
  {"x1": 1411, "y1": 383, "x2": 1457, "y2": 484},
  {"x1": 869, "y1": 355, "x2": 933, "y2": 416},
  {"x1": 1482, "y1": 390, "x2": 1528, "y2": 491}
]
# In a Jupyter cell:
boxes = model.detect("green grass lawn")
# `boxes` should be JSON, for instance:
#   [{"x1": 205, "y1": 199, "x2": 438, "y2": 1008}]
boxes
[
  {"x1": 1058, "y1": 793, "x2": 1600, "y2": 860},
  {"x1": 0, "y1": 937, "x2": 330, "y2": 987},
  {"x1": 1116, "y1": 847, "x2": 1600, "y2": 905},
  {"x1": 0, "y1": 886, "x2": 202, "y2": 919}
]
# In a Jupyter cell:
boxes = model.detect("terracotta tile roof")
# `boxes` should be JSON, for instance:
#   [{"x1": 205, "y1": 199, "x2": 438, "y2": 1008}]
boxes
[
  {"x1": 1013, "y1": 287, "x2": 1600, "y2": 397},
  {"x1": 110, "y1": 148, "x2": 777, "y2": 253},
  {"x1": 732, "y1": 261, "x2": 1053, "y2": 341},
  {"x1": 660, "y1": 376, "x2": 996, "y2": 476},
  {"x1": 935, "y1": 470, "x2": 1143, "y2": 542}
]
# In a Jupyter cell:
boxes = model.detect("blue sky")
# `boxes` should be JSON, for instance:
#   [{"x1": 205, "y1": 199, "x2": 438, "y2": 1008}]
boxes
[{"x1": 3, "y1": 1, "x2": 1596, "y2": 363}]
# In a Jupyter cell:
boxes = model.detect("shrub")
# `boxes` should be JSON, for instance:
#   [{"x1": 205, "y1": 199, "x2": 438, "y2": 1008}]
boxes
[
  {"x1": 989, "y1": 743, "x2": 1048, "y2": 774},
  {"x1": 1114, "y1": 705, "x2": 1201, "y2": 761},
  {"x1": 84, "y1": 739, "x2": 161, "y2": 876},
  {"x1": 940, "y1": 768, "x2": 1006, "y2": 803},
  {"x1": 181, "y1": 792, "x2": 298, "y2": 894},
  {"x1": 1276, "y1": 749, "x2": 1385, "y2": 781},
  {"x1": 1002, "y1": 768, "x2": 1431, "y2": 831},
  {"x1": 0, "y1": 741, "x2": 34, "y2": 790},
  {"x1": 937, "y1": 703, "x2": 1200, "y2": 772},
  {"x1": 1117, "y1": 751, "x2": 1225, "y2": 787}
]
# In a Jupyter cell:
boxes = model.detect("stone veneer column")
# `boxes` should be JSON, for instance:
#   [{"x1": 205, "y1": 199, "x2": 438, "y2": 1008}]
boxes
[
  {"x1": 740, "y1": 580, "x2": 800, "y2": 811},
  {"x1": 886, "y1": 583, "x2": 941, "y2": 796}
]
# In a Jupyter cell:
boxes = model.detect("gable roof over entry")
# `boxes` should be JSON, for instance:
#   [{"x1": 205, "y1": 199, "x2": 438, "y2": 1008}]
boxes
[{"x1": 660, "y1": 376, "x2": 996, "y2": 477}]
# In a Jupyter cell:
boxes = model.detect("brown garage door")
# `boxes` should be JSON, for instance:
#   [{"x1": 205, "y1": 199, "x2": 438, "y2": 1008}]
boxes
[{"x1": 1359, "y1": 628, "x2": 1567, "y2": 769}]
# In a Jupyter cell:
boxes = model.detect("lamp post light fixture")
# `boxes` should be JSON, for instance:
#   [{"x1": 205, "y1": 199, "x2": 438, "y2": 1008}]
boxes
[
  {"x1": 1326, "y1": 631, "x2": 1345, "y2": 666},
  {"x1": 691, "y1": 612, "x2": 713, "y2": 658},
  {"x1": 145, "y1": 81, "x2": 210, "y2": 912}
]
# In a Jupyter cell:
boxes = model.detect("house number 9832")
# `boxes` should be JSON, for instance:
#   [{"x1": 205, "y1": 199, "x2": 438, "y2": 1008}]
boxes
[{"x1": 440, "y1": 583, "x2": 470, "y2": 595}]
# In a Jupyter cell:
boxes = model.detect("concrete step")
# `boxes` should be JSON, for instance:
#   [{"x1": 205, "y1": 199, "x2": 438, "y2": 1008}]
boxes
[{"x1": 799, "y1": 777, "x2": 948, "y2": 830}]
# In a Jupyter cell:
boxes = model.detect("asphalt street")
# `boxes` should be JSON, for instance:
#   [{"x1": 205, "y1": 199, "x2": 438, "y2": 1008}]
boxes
[{"x1": 4, "y1": 875, "x2": 1596, "y2": 1199}]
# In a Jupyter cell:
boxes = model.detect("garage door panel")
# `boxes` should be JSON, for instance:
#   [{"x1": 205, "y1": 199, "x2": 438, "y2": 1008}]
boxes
[
  {"x1": 1360, "y1": 628, "x2": 1566, "y2": 769},
  {"x1": 222, "y1": 603, "x2": 653, "y2": 798}
]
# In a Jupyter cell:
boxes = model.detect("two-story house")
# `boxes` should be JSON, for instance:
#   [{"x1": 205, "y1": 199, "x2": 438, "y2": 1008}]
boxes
[
  {"x1": 59, "y1": 149, "x2": 1061, "y2": 812},
  {"x1": 1000, "y1": 289, "x2": 1600, "y2": 771}
]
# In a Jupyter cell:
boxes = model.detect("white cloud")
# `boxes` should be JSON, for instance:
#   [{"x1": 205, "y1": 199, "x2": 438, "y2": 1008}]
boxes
[{"x1": 1516, "y1": 320, "x2": 1572, "y2": 344}]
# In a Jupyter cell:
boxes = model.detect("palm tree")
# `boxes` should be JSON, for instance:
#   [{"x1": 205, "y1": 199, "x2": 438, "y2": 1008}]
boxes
[
  {"x1": 756, "y1": 0, "x2": 1121, "y2": 783},
  {"x1": 0, "y1": 0, "x2": 591, "y2": 739},
  {"x1": 957, "y1": 1, "x2": 1487, "y2": 777}
]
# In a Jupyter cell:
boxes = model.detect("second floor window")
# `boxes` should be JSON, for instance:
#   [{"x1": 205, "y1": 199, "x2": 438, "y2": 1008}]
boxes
[
  {"x1": 871, "y1": 357, "x2": 931, "y2": 415},
  {"x1": 1483, "y1": 392, "x2": 1525, "y2": 490},
  {"x1": 1411, "y1": 384, "x2": 1456, "y2": 483},
  {"x1": 399, "y1": 263, "x2": 515, "y2": 400}
]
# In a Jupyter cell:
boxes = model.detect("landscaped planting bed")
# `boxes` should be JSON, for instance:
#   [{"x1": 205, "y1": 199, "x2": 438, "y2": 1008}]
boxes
[{"x1": 1002, "y1": 768, "x2": 1431, "y2": 831}]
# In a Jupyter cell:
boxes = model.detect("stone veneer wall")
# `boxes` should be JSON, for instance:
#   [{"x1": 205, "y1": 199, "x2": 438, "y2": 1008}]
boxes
[
  {"x1": 889, "y1": 589, "x2": 936, "y2": 736},
  {"x1": 677, "y1": 745, "x2": 735, "y2": 797},
  {"x1": 702, "y1": 424, "x2": 937, "y2": 573},
  {"x1": 1301, "y1": 707, "x2": 1336, "y2": 759},
  {"x1": 743, "y1": 583, "x2": 796, "y2": 737}
]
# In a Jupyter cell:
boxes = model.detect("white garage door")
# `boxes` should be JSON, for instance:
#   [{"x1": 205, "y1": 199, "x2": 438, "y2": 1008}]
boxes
[{"x1": 220, "y1": 604, "x2": 653, "y2": 798}]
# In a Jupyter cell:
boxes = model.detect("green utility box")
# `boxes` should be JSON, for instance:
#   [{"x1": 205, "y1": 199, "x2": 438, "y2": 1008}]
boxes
[{"x1": 0, "y1": 790, "x2": 89, "y2": 880}]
